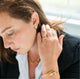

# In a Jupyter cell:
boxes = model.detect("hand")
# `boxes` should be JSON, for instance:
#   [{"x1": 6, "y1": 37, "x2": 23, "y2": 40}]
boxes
[{"x1": 37, "y1": 24, "x2": 64, "y2": 66}]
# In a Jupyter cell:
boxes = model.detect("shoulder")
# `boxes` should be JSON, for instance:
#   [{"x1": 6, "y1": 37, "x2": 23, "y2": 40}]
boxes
[
  {"x1": 58, "y1": 31, "x2": 80, "y2": 78},
  {"x1": 63, "y1": 32, "x2": 80, "y2": 46},
  {"x1": 0, "y1": 58, "x2": 19, "y2": 78},
  {"x1": 62, "y1": 32, "x2": 80, "y2": 61},
  {"x1": 63, "y1": 31, "x2": 80, "y2": 55}
]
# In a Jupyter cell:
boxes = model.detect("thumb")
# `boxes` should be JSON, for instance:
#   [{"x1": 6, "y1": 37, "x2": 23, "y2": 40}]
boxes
[{"x1": 59, "y1": 35, "x2": 65, "y2": 46}]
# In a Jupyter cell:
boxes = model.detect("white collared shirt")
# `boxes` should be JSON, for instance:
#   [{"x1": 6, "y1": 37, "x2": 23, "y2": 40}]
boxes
[{"x1": 16, "y1": 53, "x2": 42, "y2": 79}]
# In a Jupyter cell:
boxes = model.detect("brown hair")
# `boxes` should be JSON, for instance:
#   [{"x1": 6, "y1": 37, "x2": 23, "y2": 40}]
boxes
[{"x1": 0, "y1": 0, "x2": 64, "y2": 62}]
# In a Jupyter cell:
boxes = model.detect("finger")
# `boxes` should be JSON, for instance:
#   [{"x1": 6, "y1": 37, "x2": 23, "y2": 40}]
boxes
[
  {"x1": 52, "y1": 30, "x2": 58, "y2": 41},
  {"x1": 41, "y1": 24, "x2": 47, "y2": 40},
  {"x1": 37, "y1": 32, "x2": 41, "y2": 47},
  {"x1": 45, "y1": 25, "x2": 58, "y2": 39},
  {"x1": 59, "y1": 35, "x2": 65, "y2": 46},
  {"x1": 45, "y1": 25, "x2": 52, "y2": 37},
  {"x1": 45, "y1": 24, "x2": 50, "y2": 30},
  {"x1": 49, "y1": 29, "x2": 58, "y2": 39}
]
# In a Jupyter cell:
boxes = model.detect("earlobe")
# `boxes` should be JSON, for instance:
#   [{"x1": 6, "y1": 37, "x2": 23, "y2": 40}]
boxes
[{"x1": 34, "y1": 25, "x2": 37, "y2": 30}]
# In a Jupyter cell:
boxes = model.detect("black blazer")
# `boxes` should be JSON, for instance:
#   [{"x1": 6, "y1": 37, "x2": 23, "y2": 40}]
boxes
[{"x1": 0, "y1": 32, "x2": 80, "y2": 79}]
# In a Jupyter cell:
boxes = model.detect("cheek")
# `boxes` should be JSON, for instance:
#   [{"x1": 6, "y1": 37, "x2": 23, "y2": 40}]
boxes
[
  {"x1": 13, "y1": 31, "x2": 30, "y2": 47},
  {"x1": 13, "y1": 27, "x2": 36, "y2": 48},
  {"x1": 14, "y1": 34, "x2": 26, "y2": 44}
]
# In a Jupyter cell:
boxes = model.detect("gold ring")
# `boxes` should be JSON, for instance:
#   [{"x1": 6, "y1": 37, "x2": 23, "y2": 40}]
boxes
[{"x1": 42, "y1": 34, "x2": 47, "y2": 39}]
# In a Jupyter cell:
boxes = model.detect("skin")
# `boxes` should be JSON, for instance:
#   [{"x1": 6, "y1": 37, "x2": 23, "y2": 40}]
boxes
[
  {"x1": 0, "y1": 12, "x2": 39, "y2": 55},
  {"x1": 0, "y1": 12, "x2": 64, "y2": 79}
]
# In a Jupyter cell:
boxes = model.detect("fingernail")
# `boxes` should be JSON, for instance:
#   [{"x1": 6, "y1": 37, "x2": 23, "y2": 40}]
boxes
[
  {"x1": 62, "y1": 35, "x2": 65, "y2": 39},
  {"x1": 63, "y1": 35, "x2": 65, "y2": 38},
  {"x1": 46, "y1": 24, "x2": 50, "y2": 29},
  {"x1": 42, "y1": 24, "x2": 45, "y2": 30},
  {"x1": 54, "y1": 29, "x2": 57, "y2": 33}
]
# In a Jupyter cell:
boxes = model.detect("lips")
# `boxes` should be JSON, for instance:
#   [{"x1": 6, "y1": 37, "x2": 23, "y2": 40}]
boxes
[{"x1": 12, "y1": 48, "x2": 19, "y2": 51}]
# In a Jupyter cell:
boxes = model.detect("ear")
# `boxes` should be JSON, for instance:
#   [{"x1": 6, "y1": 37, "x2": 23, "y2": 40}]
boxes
[{"x1": 31, "y1": 12, "x2": 39, "y2": 28}]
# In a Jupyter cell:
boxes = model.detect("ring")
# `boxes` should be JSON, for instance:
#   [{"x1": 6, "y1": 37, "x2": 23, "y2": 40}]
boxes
[{"x1": 42, "y1": 34, "x2": 47, "y2": 39}]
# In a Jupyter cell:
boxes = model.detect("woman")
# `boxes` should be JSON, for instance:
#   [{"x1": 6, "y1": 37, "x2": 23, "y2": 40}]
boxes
[{"x1": 0, "y1": 0, "x2": 80, "y2": 79}]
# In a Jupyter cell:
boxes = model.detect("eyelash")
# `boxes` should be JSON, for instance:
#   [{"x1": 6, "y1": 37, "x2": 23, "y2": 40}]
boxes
[{"x1": 7, "y1": 32, "x2": 15, "y2": 37}]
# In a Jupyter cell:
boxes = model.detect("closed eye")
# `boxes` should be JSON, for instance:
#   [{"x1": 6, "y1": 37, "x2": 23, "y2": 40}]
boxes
[{"x1": 7, "y1": 32, "x2": 14, "y2": 37}]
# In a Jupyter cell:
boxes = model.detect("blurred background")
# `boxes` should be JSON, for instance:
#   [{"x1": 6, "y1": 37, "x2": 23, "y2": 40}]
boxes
[{"x1": 38, "y1": 0, "x2": 80, "y2": 37}]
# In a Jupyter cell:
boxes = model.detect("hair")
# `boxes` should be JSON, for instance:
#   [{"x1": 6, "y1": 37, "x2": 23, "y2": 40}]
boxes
[{"x1": 0, "y1": 0, "x2": 64, "y2": 63}]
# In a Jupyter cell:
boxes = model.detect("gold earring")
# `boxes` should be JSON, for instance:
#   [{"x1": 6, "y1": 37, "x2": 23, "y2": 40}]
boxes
[{"x1": 34, "y1": 25, "x2": 37, "y2": 30}]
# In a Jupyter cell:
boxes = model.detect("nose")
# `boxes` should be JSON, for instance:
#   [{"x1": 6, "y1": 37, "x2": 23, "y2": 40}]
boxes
[{"x1": 3, "y1": 37, "x2": 14, "y2": 49}]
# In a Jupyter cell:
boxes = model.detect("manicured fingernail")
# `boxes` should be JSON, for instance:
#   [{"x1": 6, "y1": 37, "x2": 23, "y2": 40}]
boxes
[
  {"x1": 46, "y1": 24, "x2": 50, "y2": 29},
  {"x1": 42, "y1": 24, "x2": 45, "y2": 30},
  {"x1": 54, "y1": 29, "x2": 57, "y2": 33},
  {"x1": 62, "y1": 35, "x2": 65, "y2": 38}
]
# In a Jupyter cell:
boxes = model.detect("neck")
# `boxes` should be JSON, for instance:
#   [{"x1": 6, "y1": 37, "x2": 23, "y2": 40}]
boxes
[{"x1": 28, "y1": 37, "x2": 40, "y2": 62}]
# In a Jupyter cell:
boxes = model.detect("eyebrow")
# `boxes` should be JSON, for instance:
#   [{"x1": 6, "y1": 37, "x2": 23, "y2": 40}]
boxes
[{"x1": 1, "y1": 26, "x2": 12, "y2": 34}]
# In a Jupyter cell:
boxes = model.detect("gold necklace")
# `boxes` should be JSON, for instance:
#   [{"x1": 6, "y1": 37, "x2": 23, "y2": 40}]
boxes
[{"x1": 28, "y1": 53, "x2": 40, "y2": 65}]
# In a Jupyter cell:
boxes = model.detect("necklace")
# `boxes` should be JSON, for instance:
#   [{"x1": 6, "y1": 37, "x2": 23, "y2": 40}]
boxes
[{"x1": 28, "y1": 53, "x2": 40, "y2": 65}]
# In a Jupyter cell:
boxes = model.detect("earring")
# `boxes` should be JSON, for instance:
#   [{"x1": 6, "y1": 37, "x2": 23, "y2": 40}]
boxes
[{"x1": 34, "y1": 25, "x2": 37, "y2": 30}]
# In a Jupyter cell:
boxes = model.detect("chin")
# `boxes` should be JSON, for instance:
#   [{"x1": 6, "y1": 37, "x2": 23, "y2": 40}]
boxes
[
  {"x1": 17, "y1": 52, "x2": 26, "y2": 55},
  {"x1": 17, "y1": 49, "x2": 28, "y2": 55}
]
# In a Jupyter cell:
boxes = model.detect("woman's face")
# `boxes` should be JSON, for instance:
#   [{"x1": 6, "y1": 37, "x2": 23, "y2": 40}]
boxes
[{"x1": 0, "y1": 12, "x2": 37, "y2": 55}]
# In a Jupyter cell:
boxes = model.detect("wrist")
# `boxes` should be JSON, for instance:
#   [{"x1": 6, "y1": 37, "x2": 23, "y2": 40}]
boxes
[
  {"x1": 42, "y1": 69, "x2": 60, "y2": 79},
  {"x1": 41, "y1": 57, "x2": 58, "y2": 67},
  {"x1": 42, "y1": 61, "x2": 59, "y2": 75}
]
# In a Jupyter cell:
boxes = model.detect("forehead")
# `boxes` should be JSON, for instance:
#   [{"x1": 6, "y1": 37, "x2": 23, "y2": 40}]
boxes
[
  {"x1": 0, "y1": 12, "x2": 20, "y2": 36},
  {"x1": 0, "y1": 12, "x2": 32, "y2": 35},
  {"x1": 0, "y1": 12, "x2": 21, "y2": 32},
  {"x1": 0, "y1": 12, "x2": 12, "y2": 29}
]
